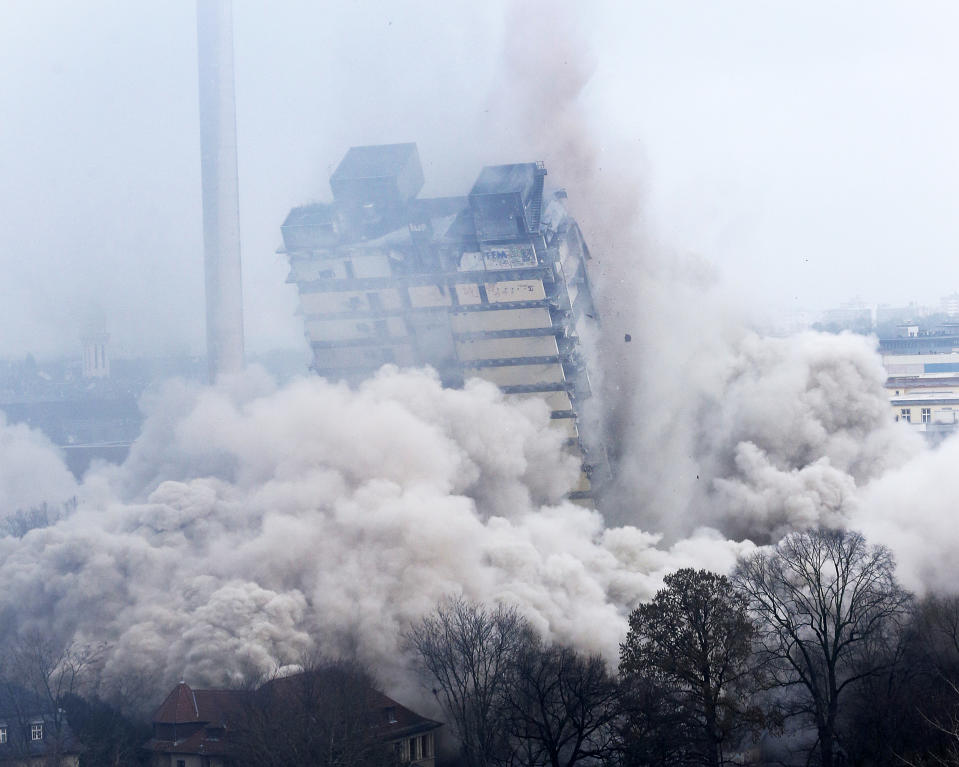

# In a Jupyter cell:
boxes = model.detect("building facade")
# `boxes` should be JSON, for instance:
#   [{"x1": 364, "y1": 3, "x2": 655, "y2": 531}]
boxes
[
  {"x1": 880, "y1": 336, "x2": 959, "y2": 440},
  {"x1": 0, "y1": 686, "x2": 80, "y2": 767},
  {"x1": 280, "y1": 143, "x2": 605, "y2": 501}
]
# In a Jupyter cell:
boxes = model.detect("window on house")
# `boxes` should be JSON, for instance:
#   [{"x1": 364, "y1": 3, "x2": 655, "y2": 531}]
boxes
[
  {"x1": 0, "y1": 726, "x2": 6, "y2": 743},
  {"x1": 386, "y1": 707, "x2": 397, "y2": 724},
  {"x1": 922, "y1": 407, "x2": 932, "y2": 423},
  {"x1": 901, "y1": 408, "x2": 912, "y2": 423},
  {"x1": 409, "y1": 736, "x2": 419, "y2": 760},
  {"x1": 421, "y1": 734, "x2": 432, "y2": 758},
  {"x1": 30, "y1": 723, "x2": 42, "y2": 741},
  {"x1": 177, "y1": 761, "x2": 185, "y2": 767}
]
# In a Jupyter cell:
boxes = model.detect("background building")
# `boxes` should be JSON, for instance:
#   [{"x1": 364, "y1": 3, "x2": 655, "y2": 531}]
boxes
[
  {"x1": 879, "y1": 323, "x2": 959, "y2": 441},
  {"x1": 81, "y1": 331, "x2": 109, "y2": 380},
  {"x1": 941, "y1": 292, "x2": 959, "y2": 317},
  {"x1": 280, "y1": 143, "x2": 605, "y2": 502}
]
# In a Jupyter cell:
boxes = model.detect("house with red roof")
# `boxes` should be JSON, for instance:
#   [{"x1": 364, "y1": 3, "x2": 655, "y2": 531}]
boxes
[
  {"x1": 144, "y1": 675, "x2": 441, "y2": 767},
  {"x1": 143, "y1": 682, "x2": 243, "y2": 767}
]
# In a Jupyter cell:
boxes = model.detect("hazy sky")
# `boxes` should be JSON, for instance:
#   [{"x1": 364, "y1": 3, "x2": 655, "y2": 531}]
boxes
[{"x1": 2, "y1": 1, "x2": 958, "y2": 359}]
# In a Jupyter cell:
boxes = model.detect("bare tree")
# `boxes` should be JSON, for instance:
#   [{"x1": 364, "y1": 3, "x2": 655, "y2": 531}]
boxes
[
  {"x1": 619, "y1": 568, "x2": 763, "y2": 767},
  {"x1": 871, "y1": 595, "x2": 959, "y2": 767},
  {"x1": 407, "y1": 596, "x2": 533, "y2": 767},
  {"x1": 914, "y1": 595, "x2": 959, "y2": 678},
  {"x1": 733, "y1": 528, "x2": 911, "y2": 767},
  {"x1": 232, "y1": 656, "x2": 394, "y2": 767},
  {"x1": 60, "y1": 692, "x2": 152, "y2": 767},
  {"x1": 503, "y1": 642, "x2": 619, "y2": 767},
  {"x1": 614, "y1": 673, "x2": 695, "y2": 767},
  {"x1": 0, "y1": 630, "x2": 103, "y2": 765}
]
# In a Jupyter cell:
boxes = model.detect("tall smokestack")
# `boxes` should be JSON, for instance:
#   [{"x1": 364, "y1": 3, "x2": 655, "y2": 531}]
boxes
[{"x1": 197, "y1": 0, "x2": 244, "y2": 382}]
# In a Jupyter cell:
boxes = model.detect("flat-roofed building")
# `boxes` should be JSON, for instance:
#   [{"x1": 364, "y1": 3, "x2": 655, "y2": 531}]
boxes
[
  {"x1": 881, "y1": 342, "x2": 959, "y2": 442},
  {"x1": 279, "y1": 143, "x2": 606, "y2": 501}
]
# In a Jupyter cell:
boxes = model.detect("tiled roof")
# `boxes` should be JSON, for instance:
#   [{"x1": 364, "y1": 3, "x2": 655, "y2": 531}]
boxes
[
  {"x1": 368, "y1": 689, "x2": 442, "y2": 739},
  {"x1": 148, "y1": 677, "x2": 441, "y2": 757},
  {"x1": 152, "y1": 683, "x2": 247, "y2": 725},
  {"x1": 152, "y1": 683, "x2": 197, "y2": 723}
]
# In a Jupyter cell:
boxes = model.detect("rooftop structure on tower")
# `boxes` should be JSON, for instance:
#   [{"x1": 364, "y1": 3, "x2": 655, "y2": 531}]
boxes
[{"x1": 279, "y1": 143, "x2": 607, "y2": 502}]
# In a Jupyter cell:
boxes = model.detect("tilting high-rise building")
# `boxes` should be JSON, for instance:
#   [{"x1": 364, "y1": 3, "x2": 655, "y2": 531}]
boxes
[{"x1": 279, "y1": 143, "x2": 605, "y2": 502}]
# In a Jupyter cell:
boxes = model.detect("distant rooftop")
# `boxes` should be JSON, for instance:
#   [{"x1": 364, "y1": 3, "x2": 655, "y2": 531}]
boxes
[{"x1": 331, "y1": 143, "x2": 419, "y2": 182}]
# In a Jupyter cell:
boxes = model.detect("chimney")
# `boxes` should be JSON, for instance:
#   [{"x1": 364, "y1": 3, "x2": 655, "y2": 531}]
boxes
[{"x1": 197, "y1": 0, "x2": 244, "y2": 382}]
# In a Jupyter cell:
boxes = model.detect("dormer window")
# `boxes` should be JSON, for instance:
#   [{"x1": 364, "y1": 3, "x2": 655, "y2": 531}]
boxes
[{"x1": 30, "y1": 723, "x2": 43, "y2": 741}]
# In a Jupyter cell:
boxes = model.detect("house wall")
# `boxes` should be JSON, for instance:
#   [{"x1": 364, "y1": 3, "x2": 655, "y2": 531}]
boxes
[
  {"x1": 891, "y1": 401, "x2": 959, "y2": 425},
  {"x1": 883, "y1": 356, "x2": 959, "y2": 438},
  {"x1": 389, "y1": 731, "x2": 436, "y2": 767}
]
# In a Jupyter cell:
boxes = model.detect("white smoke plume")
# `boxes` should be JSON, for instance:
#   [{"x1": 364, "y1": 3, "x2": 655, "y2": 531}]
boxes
[
  {"x1": 0, "y1": 413, "x2": 78, "y2": 515},
  {"x1": 853, "y1": 436, "x2": 959, "y2": 595},
  {"x1": 472, "y1": 2, "x2": 949, "y2": 595},
  {"x1": 0, "y1": 367, "x2": 750, "y2": 704},
  {"x1": 692, "y1": 331, "x2": 923, "y2": 541},
  {"x1": 0, "y1": 0, "x2": 952, "y2": 717},
  {"x1": 472, "y1": 3, "x2": 924, "y2": 542}
]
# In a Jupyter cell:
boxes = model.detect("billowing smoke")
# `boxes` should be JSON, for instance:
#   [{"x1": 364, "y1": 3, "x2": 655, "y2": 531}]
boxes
[
  {"x1": 853, "y1": 437, "x2": 959, "y2": 594},
  {"x1": 684, "y1": 330, "x2": 923, "y2": 541},
  {"x1": 0, "y1": 367, "x2": 749, "y2": 703},
  {"x1": 0, "y1": 0, "x2": 952, "y2": 715},
  {"x1": 445, "y1": 1, "x2": 959, "y2": 626},
  {"x1": 0, "y1": 413, "x2": 78, "y2": 514},
  {"x1": 478, "y1": 3, "x2": 930, "y2": 553}
]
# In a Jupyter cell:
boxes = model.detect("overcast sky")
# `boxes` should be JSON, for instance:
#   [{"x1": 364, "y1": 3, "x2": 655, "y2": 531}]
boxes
[{"x1": 2, "y1": 1, "x2": 958, "y2": 359}]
